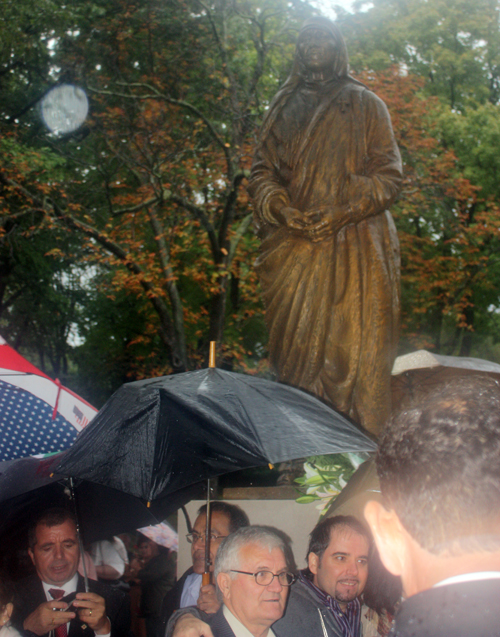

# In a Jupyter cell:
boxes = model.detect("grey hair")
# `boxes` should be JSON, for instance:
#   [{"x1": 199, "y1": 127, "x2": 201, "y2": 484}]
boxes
[{"x1": 214, "y1": 526, "x2": 286, "y2": 600}]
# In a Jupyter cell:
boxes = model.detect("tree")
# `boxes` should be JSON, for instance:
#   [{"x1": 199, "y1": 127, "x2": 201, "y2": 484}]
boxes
[
  {"x1": 1, "y1": 0, "x2": 315, "y2": 381},
  {"x1": 360, "y1": 69, "x2": 500, "y2": 356},
  {"x1": 342, "y1": 0, "x2": 500, "y2": 109}
]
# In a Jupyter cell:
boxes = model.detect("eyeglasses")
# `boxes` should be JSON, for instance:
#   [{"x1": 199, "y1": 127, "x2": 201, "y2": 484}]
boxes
[
  {"x1": 230, "y1": 570, "x2": 296, "y2": 586},
  {"x1": 186, "y1": 532, "x2": 228, "y2": 544}
]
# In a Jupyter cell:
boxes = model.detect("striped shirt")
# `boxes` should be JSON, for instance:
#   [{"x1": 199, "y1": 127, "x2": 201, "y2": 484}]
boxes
[{"x1": 299, "y1": 570, "x2": 361, "y2": 637}]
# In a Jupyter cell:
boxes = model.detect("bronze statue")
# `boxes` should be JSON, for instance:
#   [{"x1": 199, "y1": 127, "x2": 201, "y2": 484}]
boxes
[{"x1": 248, "y1": 17, "x2": 402, "y2": 435}]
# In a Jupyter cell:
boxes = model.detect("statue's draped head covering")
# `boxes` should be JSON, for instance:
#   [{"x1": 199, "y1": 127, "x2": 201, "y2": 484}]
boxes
[
  {"x1": 291, "y1": 16, "x2": 350, "y2": 81},
  {"x1": 258, "y1": 18, "x2": 364, "y2": 142}
]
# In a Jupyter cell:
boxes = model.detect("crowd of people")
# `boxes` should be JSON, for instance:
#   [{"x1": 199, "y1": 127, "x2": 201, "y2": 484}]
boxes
[{"x1": 1, "y1": 374, "x2": 499, "y2": 637}]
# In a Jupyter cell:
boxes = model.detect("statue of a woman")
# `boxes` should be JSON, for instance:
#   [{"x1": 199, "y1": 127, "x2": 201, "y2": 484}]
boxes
[{"x1": 248, "y1": 18, "x2": 402, "y2": 434}]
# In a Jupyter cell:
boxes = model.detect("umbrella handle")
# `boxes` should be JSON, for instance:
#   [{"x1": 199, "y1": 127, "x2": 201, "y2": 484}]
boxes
[{"x1": 202, "y1": 573, "x2": 211, "y2": 586}]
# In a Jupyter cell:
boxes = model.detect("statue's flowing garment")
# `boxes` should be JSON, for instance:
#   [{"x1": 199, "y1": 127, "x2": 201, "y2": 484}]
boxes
[{"x1": 248, "y1": 77, "x2": 403, "y2": 434}]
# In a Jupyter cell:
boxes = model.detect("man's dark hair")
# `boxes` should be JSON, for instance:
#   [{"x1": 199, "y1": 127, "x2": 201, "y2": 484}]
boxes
[
  {"x1": 197, "y1": 502, "x2": 249, "y2": 534},
  {"x1": 306, "y1": 515, "x2": 372, "y2": 561},
  {"x1": 28, "y1": 508, "x2": 77, "y2": 549},
  {"x1": 377, "y1": 375, "x2": 500, "y2": 554}
]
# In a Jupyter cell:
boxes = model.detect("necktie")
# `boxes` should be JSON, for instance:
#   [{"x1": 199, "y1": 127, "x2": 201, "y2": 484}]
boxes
[{"x1": 49, "y1": 589, "x2": 68, "y2": 637}]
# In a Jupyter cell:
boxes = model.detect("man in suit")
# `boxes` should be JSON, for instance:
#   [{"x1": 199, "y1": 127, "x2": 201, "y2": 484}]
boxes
[
  {"x1": 364, "y1": 376, "x2": 500, "y2": 636},
  {"x1": 161, "y1": 503, "x2": 249, "y2": 625},
  {"x1": 169, "y1": 526, "x2": 293, "y2": 637},
  {"x1": 169, "y1": 516, "x2": 382, "y2": 637},
  {"x1": 12, "y1": 508, "x2": 131, "y2": 637}
]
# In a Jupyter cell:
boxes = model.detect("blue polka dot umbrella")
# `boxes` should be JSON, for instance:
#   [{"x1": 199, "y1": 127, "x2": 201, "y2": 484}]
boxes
[{"x1": 0, "y1": 335, "x2": 97, "y2": 461}]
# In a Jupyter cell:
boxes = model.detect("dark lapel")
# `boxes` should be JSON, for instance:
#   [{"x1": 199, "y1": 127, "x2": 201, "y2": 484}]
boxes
[
  {"x1": 67, "y1": 575, "x2": 95, "y2": 637},
  {"x1": 209, "y1": 608, "x2": 237, "y2": 637}
]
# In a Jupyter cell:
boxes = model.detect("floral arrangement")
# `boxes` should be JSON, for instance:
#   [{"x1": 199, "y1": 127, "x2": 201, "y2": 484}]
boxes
[{"x1": 295, "y1": 452, "x2": 369, "y2": 515}]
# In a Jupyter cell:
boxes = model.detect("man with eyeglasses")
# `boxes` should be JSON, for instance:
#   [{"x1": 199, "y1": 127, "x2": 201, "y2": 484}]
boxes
[
  {"x1": 167, "y1": 526, "x2": 294, "y2": 637},
  {"x1": 169, "y1": 516, "x2": 376, "y2": 637},
  {"x1": 161, "y1": 502, "x2": 249, "y2": 627}
]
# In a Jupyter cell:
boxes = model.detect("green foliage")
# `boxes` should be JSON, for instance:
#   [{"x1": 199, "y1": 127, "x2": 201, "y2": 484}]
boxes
[
  {"x1": 343, "y1": 0, "x2": 500, "y2": 109},
  {"x1": 2, "y1": 0, "x2": 500, "y2": 400},
  {"x1": 295, "y1": 453, "x2": 368, "y2": 515}
]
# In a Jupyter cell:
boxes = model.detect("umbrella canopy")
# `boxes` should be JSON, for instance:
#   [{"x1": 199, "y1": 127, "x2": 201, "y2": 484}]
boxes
[
  {"x1": 138, "y1": 521, "x2": 178, "y2": 551},
  {"x1": 0, "y1": 335, "x2": 97, "y2": 460},
  {"x1": 391, "y1": 350, "x2": 500, "y2": 412},
  {"x1": 57, "y1": 368, "x2": 376, "y2": 502},
  {"x1": 0, "y1": 453, "x2": 201, "y2": 547}
]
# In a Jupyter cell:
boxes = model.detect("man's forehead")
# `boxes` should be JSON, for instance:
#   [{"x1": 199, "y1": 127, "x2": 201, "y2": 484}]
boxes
[
  {"x1": 327, "y1": 526, "x2": 369, "y2": 553},
  {"x1": 238, "y1": 542, "x2": 286, "y2": 569},
  {"x1": 36, "y1": 520, "x2": 78, "y2": 543},
  {"x1": 194, "y1": 511, "x2": 231, "y2": 533}
]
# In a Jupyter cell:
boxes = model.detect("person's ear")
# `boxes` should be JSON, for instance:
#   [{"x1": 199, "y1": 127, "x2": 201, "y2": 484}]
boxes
[
  {"x1": 217, "y1": 572, "x2": 231, "y2": 601},
  {"x1": 308, "y1": 552, "x2": 320, "y2": 576},
  {"x1": 28, "y1": 547, "x2": 35, "y2": 566},
  {"x1": 364, "y1": 500, "x2": 406, "y2": 577}
]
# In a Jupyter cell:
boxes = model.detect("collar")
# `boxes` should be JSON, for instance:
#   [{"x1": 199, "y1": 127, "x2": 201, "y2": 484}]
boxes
[
  {"x1": 42, "y1": 573, "x2": 79, "y2": 600},
  {"x1": 434, "y1": 571, "x2": 500, "y2": 587},
  {"x1": 222, "y1": 605, "x2": 275, "y2": 637},
  {"x1": 298, "y1": 571, "x2": 361, "y2": 637},
  {"x1": 298, "y1": 570, "x2": 361, "y2": 613}
]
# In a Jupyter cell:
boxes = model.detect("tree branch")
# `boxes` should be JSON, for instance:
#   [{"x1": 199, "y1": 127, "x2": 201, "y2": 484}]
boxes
[{"x1": 89, "y1": 83, "x2": 233, "y2": 179}]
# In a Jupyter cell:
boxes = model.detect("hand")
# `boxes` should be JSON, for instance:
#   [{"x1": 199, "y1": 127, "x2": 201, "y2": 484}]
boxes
[
  {"x1": 172, "y1": 614, "x2": 214, "y2": 637},
  {"x1": 274, "y1": 207, "x2": 306, "y2": 233},
  {"x1": 24, "y1": 601, "x2": 76, "y2": 636},
  {"x1": 197, "y1": 584, "x2": 220, "y2": 614},
  {"x1": 305, "y1": 210, "x2": 343, "y2": 242},
  {"x1": 74, "y1": 592, "x2": 110, "y2": 635}
]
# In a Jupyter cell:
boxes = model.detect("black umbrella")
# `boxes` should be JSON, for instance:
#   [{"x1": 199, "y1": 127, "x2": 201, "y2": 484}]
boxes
[
  {"x1": 0, "y1": 453, "x2": 201, "y2": 548},
  {"x1": 56, "y1": 368, "x2": 376, "y2": 502}
]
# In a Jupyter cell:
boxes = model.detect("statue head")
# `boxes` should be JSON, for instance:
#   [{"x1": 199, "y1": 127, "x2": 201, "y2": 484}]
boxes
[{"x1": 295, "y1": 18, "x2": 349, "y2": 80}]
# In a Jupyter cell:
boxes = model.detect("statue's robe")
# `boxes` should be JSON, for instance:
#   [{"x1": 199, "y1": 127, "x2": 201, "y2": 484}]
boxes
[{"x1": 248, "y1": 76, "x2": 402, "y2": 434}]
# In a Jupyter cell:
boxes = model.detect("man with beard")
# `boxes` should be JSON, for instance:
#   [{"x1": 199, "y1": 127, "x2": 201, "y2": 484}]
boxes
[
  {"x1": 247, "y1": 17, "x2": 402, "y2": 435},
  {"x1": 168, "y1": 516, "x2": 373, "y2": 637},
  {"x1": 273, "y1": 516, "x2": 371, "y2": 637}
]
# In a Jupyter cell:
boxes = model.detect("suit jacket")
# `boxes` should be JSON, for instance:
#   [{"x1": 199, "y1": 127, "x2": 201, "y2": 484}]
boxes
[
  {"x1": 205, "y1": 609, "x2": 235, "y2": 637},
  {"x1": 391, "y1": 578, "x2": 500, "y2": 636},
  {"x1": 272, "y1": 578, "x2": 343, "y2": 637},
  {"x1": 12, "y1": 574, "x2": 132, "y2": 637},
  {"x1": 160, "y1": 567, "x2": 194, "y2": 628}
]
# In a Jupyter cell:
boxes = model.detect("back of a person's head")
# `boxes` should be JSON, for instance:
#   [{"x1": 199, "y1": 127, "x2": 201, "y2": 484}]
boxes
[
  {"x1": 377, "y1": 376, "x2": 500, "y2": 554},
  {"x1": 197, "y1": 501, "x2": 250, "y2": 534}
]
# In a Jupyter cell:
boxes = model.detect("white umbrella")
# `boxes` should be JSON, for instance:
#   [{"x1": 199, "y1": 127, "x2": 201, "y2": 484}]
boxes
[{"x1": 391, "y1": 349, "x2": 500, "y2": 411}]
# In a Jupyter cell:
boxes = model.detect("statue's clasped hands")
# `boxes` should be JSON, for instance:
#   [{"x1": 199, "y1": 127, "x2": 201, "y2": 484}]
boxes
[{"x1": 275, "y1": 206, "x2": 342, "y2": 242}]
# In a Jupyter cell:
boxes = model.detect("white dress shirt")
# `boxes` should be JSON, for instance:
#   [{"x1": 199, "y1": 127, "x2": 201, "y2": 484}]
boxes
[
  {"x1": 42, "y1": 574, "x2": 110, "y2": 637},
  {"x1": 223, "y1": 605, "x2": 276, "y2": 637},
  {"x1": 434, "y1": 571, "x2": 500, "y2": 587}
]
